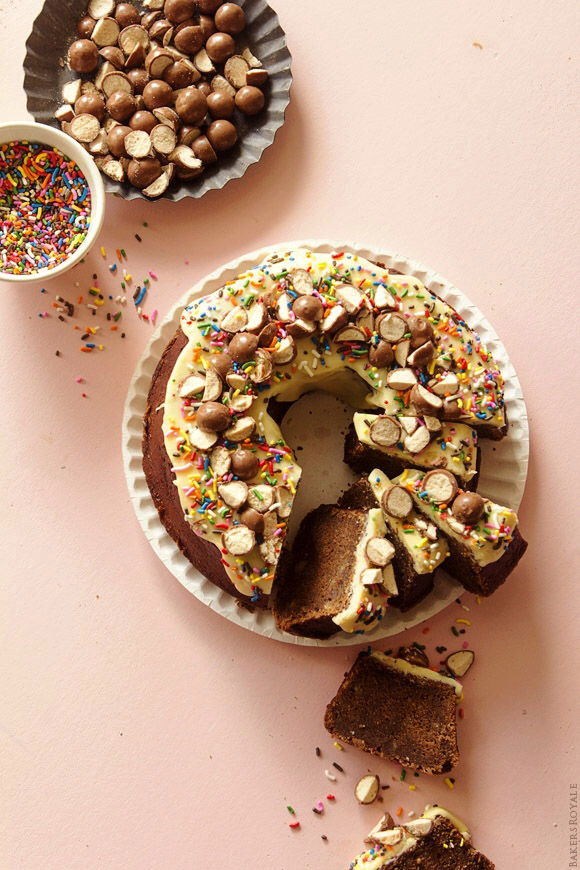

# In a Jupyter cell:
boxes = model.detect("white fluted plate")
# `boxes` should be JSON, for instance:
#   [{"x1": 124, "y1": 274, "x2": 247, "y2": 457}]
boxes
[{"x1": 122, "y1": 240, "x2": 529, "y2": 645}]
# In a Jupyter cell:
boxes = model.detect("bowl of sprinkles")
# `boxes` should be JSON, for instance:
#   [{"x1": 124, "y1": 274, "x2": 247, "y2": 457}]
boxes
[{"x1": 0, "y1": 121, "x2": 105, "y2": 282}]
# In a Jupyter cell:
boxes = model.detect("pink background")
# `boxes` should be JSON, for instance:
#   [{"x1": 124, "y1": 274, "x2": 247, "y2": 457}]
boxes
[{"x1": 2, "y1": 1, "x2": 579, "y2": 867}]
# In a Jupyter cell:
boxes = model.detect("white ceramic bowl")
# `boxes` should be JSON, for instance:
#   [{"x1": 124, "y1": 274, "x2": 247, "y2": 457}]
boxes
[{"x1": 0, "y1": 121, "x2": 105, "y2": 283}]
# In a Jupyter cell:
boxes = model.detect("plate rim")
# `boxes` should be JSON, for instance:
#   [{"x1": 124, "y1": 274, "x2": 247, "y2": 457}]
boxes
[{"x1": 122, "y1": 238, "x2": 529, "y2": 647}]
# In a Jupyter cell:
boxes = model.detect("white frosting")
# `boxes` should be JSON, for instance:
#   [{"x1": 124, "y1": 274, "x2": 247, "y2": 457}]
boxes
[
  {"x1": 162, "y1": 249, "x2": 505, "y2": 600},
  {"x1": 368, "y1": 469, "x2": 449, "y2": 574},
  {"x1": 332, "y1": 509, "x2": 395, "y2": 633},
  {"x1": 353, "y1": 413, "x2": 478, "y2": 483},
  {"x1": 348, "y1": 805, "x2": 471, "y2": 869},
  {"x1": 396, "y1": 468, "x2": 518, "y2": 568},
  {"x1": 370, "y1": 651, "x2": 463, "y2": 697}
]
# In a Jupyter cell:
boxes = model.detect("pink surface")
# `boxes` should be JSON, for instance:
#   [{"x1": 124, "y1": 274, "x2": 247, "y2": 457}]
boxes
[{"x1": 1, "y1": 1, "x2": 579, "y2": 867}]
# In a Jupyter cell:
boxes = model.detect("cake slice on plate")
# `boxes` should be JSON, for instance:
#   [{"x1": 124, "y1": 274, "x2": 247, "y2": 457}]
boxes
[
  {"x1": 272, "y1": 507, "x2": 397, "y2": 639},
  {"x1": 324, "y1": 650, "x2": 461, "y2": 774},
  {"x1": 394, "y1": 468, "x2": 528, "y2": 595},
  {"x1": 348, "y1": 805, "x2": 495, "y2": 869},
  {"x1": 345, "y1": 413, "x2": 479, "y2": 489},
  {"x1": 338, "y1": 470, "x2": 450, "y2": 612}
]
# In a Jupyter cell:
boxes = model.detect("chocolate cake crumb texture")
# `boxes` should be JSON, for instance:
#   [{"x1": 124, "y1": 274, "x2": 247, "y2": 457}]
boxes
[{"x1": 324, "y1": 651, "x2": 461, "y2": 775}]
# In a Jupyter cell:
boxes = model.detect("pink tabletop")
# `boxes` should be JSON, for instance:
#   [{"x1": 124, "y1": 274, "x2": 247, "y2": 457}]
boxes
[{"x1": 2, "y1": 2, "x2": 579, "y2": 867}]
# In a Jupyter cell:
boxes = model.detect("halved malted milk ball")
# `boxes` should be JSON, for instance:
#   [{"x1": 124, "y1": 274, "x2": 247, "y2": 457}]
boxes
[
  {"x1": 369, "y1": 416, "x2": 401, "y2": 448},
  {"x1": 365, "y1": 537, "x2": 396, "y2": 567},
  {"x1": 223, "y1": 524, "x2": 255, "y2": 555},
  {"x1": 381, "y1": 485, "x2": 414, "y2": 519},
  {"x1": 422, "y1": 470, "x2": 458, "y2": 504}
]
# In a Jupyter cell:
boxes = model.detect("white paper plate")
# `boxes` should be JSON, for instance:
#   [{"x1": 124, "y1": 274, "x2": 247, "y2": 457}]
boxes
[{"x1": 122, "y1": 240, "x2": 529, "y2": 646}]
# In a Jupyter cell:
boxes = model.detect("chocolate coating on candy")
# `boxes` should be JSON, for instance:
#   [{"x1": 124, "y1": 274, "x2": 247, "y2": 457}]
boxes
[
  {"x1": 107, "y1": 125, "x2": 131, "y2": 157},
  {"x1": 407, "y1": 315, "x2": 434, "y2": 349},
  {"x1": 68, "y1": 39, "x2": 99, "y2": 73},
  {"x1": 143, "y1": 79, "x2": 173, "y2": 110},
  {"x1": 199, "y1": 14, "x2": 216, "y2": 39},
  {"x1": 192, "y1": 135, "x2": 218, "y2": 164},
  {"x1": 74, "y1": 93, "x2": 105, "y2": 121},
  {"x1": 235, "y1": 86, "x2": 265, "y2": 115},
  {"x1": 106, "y1": 91, "x2": 137, "y2": 121},
  {"x1": 410, "y1": 383, "x2": 443, "y2": 415},
  {"x1": 207, "y1": 119, "x2": 237, "y2": 151},
  {"x1": 206, "y1": 32, "x2": 236, "y2": 63},
  {"x1": 258, "y1": 322, "x2": 278, "y2": 347},
  {"x1": 381, "y1": 485, "x2": 414, "y2": 519},
  {"x1": 164, "y1": 0, "x2": 196, "y2": 23},
  {"x1": 422, "y1": 470, "x2": 458, "y2": 505},
  {"x1": 292, "y1": 295, "x2": 323, "y2": 321},
  {"x1": 127, "y1": 157, "x2": 161, "y2": 189},
  {"x1": 179, "y1": 124, "x2": 201, "y2": 146},
  {"x1": 451, "y1": 492, "x2": 485, "y2": 525},
  {"x1": 163, "y1": 61, "x2": 195, "y2": 90},
  {"x1": 408, "y1": 341, "x2": 435, "y2": 368},
  {"x1": 129, "y1": 110, "x2": 157, "y2": 132},
  {"x1": 210, "y1": 352, "x2": 233, "y2": 380},
  {"x1": 115, "y1": 2, "x2": 140, "y2": 27},
  {"x1": 197, "y1": 0, "x2": 222, "y2": 12},
  {"x1": 369, "y1": 340, "x2": 394, "y2": 368},
  {"x1": 239, "y1": 507, "x2": 264, "y2": 534},
  {"x1": 441, "y1": 396, "x2": 463, "y2": 420},
  {"x1": 127, "y1": 67, "x2": 149, "y2": 94},
  {"x1": 206, "y1": 91, "x2": 235, "y2": 120},
  {"x1": 77, "y1": 16, "x2": 96, "y2": 38},
  {"x1": 141, "y1": 10, "x2": 162, "y2": 28},
  {"x1": 231, "y1": 448, "x2": 259, "y2": 480},
  {"x1": 214, "y1": 3, "x2": 246, "y2": 34},
  {"x1": 196, "y1": 81, "x2": 212, "y2": 98},
  {"x1": 174, "y1": 25, "x2": 205, "y2": 54},
  {"x1": 228, "y1": 333, "x2": 259, "y2": 362},
  {"x1": 175, "y1": 87, "x2": 208, "y2": 124},
  {"x1": 149, "y1": 18, "x2": 173, "y2": 40},
  {"x1": 99, "y1": 45, "x2": 125, "y2": 68},
  {"x1": 196, "y1": 401, "x2": 230, "y2": 433}
]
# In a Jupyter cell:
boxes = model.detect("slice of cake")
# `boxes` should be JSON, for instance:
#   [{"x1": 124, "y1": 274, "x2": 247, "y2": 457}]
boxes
[
  {"x1": 349, "y1": 806, "x2": 495, "y2": 869},
  {"x1": 345, "y1": 413, "x2": 479, "y2": 489},
  {"x1": 272, "y1": 507, "x2": 397, "y2": 639},
  {"x1": 324, "y1": 651, "x2": 461, "y2": 774},
  {"x1": 395, "y1": 468, "x2": 528, "y2": 595},
  {"x1": 339, "y1": 471, "x2": 450, "y2": 612}
]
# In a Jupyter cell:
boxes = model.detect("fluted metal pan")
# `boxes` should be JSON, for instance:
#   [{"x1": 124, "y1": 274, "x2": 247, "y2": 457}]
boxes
[{"x1": 24, "y1": 0, "x2": 292, "y2": 201}]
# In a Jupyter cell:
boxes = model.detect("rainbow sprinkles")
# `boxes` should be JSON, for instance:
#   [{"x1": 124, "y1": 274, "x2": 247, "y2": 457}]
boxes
[{"x1": 0, "y1": 141, "x2": 91, "y2": 275}]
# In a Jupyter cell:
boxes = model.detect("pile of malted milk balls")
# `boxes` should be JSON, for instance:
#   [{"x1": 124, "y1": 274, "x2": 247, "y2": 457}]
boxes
[{"x1": 57, "y1": 0, "x2": 269, "y2": 196}]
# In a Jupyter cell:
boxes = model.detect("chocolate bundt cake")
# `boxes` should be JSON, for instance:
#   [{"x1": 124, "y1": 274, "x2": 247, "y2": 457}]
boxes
[{"x1": 142, "y1": 247, "x2": 524, "y2": 637}]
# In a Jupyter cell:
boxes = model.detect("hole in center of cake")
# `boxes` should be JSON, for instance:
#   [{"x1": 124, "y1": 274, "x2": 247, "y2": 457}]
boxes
[{"x1": 278, "y1": 390, "x2": 360, "y2": 545}]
